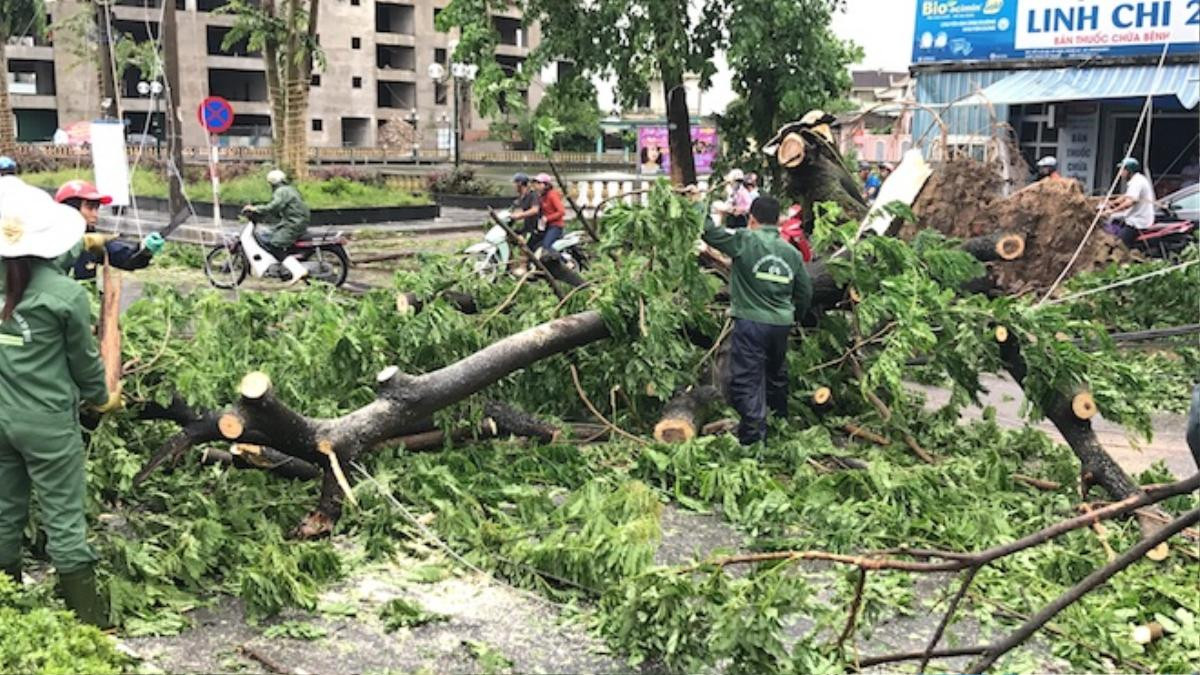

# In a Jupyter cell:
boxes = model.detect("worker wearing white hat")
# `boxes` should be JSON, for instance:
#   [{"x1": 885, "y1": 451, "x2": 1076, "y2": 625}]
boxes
[{"x1": 0, "y1": 176, "x2": 118, "y2": 627}]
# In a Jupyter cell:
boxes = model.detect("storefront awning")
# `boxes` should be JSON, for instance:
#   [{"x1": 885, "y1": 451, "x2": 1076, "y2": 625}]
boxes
[{"x1": 955, "y1": 64, "x2": 1200, "y2": 109}]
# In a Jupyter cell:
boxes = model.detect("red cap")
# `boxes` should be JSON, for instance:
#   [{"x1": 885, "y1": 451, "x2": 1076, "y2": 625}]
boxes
[{"x1": 54, "y1": 179, "x2": 112, "y2": 205}]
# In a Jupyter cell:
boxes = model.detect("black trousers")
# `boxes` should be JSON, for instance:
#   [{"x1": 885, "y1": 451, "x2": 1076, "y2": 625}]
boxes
[{"x1": 728, "y1": 318, "x2": 791, "y2": 445}]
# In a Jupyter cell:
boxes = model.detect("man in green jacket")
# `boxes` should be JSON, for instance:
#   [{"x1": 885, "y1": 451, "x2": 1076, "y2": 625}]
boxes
[
  {"x1": 243, "y1": 169, "x2": 310, "y2": 283},
  {"x1": 702, "y1": 194, "x2": 812, "y2": 446}
]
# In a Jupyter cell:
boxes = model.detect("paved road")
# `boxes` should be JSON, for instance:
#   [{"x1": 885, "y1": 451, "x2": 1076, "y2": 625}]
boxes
[
  {"x1": 100, "y1": 206, "x2": 490, "y2": 246},
  {"x1": 912, "y1": 375, "x2": 1195, "y2": 478}
]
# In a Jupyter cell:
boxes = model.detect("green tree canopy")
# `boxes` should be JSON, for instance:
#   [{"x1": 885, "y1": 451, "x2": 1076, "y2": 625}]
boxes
[{"x1": 718, "y1": 0, "x2": 861, "y2": 183}]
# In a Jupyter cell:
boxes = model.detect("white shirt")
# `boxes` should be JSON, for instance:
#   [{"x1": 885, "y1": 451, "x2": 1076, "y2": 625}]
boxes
[{"x1": 1119, "y1": 173, "x2": 1156, "y2": 230}]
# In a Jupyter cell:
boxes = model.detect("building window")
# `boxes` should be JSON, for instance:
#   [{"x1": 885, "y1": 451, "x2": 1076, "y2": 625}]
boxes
[
  {"x1": 635, "y1": 92, "x2": 651, "y2": 110},
  {"x1": 435, "y1": 82, "x2": 447, "y2": 105},
  {"x1": 435, "y1": 48, "x2": 447, "y2": 64},
  {"x1": 351, "y1": 37, "x2": 361, "y2": 49},
  {"x1": 311, "y1": 74, "x2": 321, "y2": 86},
  {"x1": 351, "y1": 0, "x2": 359, "y2": 5},
  {"x1": 352, "y1": 76, "x2": 363, "y2": 89},
  {"x1": 434, "y1": 7, "x2": 443, "y2": 30},
  {"x1": 312, "y1": 119, "x2": 323, "y2": 131}
]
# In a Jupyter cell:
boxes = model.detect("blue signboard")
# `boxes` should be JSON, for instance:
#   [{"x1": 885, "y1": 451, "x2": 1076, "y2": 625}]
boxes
[{"x1": 913, "y1": 0, "x2": 1200, "y2": 63}]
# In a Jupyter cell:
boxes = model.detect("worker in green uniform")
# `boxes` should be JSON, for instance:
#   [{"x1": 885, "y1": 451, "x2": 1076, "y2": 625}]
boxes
[
  {"x1": 0, "y1": 178, "x2": 121, "y2": 627},
  {"x1": 702, "y1": 194, "x2": 812, "y2": 446},
  {"x1": 242, "y1": 169, "x2": 311, "y2": 284}
]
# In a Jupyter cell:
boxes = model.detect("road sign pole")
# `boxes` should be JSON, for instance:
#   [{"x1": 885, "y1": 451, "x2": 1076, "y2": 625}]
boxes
[{"x1": 209, "y1": 134, "x2": 222, "y2": 231}]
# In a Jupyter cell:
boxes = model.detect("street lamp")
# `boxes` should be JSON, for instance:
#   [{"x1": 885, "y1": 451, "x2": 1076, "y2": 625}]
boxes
[
  {"x1": 428, "y1": 59, "x2": 477, "y2": 167},
  {"x1": 406, "y1": 107, "x2": 420, "y2": 161},
  {"x1": 136, "y1": 79, "x2": 164, "y2": 155}
]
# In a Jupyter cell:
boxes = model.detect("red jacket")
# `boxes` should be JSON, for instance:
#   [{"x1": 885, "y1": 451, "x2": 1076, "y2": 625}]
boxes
[
  {"x1": 779, "y1": 206, "x2": 813, "y2": 262},
  {"x1": 540, "y1": 188, "x2": 565, "y2": 228}
]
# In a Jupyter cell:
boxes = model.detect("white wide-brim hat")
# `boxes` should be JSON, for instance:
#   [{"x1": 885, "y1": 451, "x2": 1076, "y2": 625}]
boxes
[{"x1": 0, "y1": 176, "x2": 85, "y2": 260}]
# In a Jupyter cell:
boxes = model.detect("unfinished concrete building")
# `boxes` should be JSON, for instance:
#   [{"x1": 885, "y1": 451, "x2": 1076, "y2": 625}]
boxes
[{"x1": 5, "y1": 0, "x2": 545, "y2": 150}]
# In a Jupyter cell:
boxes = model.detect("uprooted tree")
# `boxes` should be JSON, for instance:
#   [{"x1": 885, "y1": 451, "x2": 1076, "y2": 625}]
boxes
[{"x1": 106, "y1": 159, "x2": 1194, "y2": 670}]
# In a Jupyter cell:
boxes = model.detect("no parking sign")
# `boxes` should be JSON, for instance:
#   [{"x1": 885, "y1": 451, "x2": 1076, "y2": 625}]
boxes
[
  {"x1": 197, "y1": 96, "x2": 235, "y2": 134},
  {"x1": 196, "y1": 96, "x2": 235, "y2": 229}
]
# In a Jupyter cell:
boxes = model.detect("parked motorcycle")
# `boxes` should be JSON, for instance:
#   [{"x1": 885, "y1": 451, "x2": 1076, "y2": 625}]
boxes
[
  {"x1": 203, "y1": 214, "x2": 351, "y2": 289},
  {"x1": 464, "y1": 210, "x2": 587, "y2": 280}
]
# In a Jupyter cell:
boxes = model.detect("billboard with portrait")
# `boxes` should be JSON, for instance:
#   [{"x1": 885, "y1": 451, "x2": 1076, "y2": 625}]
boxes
[
  {"x1": 913, "y1": 0, "x2": 1200, "y2": 64},
  {"x1": 637, "y1": 126, "x2": 719, "y2": 176}
]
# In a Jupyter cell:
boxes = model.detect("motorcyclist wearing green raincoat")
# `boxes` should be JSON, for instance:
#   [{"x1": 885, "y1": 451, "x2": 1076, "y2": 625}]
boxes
[{"x1": 242, "y1": 169, "x2": 311, "y2": 283}]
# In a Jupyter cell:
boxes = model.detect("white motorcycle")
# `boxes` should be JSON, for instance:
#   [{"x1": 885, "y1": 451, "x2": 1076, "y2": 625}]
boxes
[
  {"x1": 204, "y1": 215, "x2": 350, "y2": 289},
  {"x1": 464, "y1": 210, "x2": 586, "y2": 280}
]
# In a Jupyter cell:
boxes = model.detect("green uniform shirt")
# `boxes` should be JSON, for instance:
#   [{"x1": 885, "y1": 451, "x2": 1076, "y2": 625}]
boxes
[
  {"x1": 256, "y1": 184, "x2": 310, "y2": 249},
  {"x1": 0, "y1": 260, "x2": 109, "y2": 412},
  {"x1": 702, "y1": 219, "x2": 812, "y2": 327}
]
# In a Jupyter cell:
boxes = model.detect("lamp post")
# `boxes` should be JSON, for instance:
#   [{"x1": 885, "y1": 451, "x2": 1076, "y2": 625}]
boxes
[
  {"x1": 406, "y1": 107, "x2": 420, "y2": 161},
  {"x1": 137, "y1": 79, "x2": 165, "y2": 155},
  {"x1": 428, "y1": 59, "x2": 477, "y2": 167}
]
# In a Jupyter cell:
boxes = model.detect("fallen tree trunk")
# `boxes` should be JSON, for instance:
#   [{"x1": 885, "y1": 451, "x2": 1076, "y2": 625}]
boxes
[
  {"x1": 145, "y1": 310, "x2": 612, "y2": 536},
  {"x1": 654, "y1": 385, "x2": 722, "y2": 443},
  {"x1": 994, "y1": 326, "x2": 1161, "y2": 534},
  {"x1": 962, "y1": 232, "x2": 1025, "y2": 262}
]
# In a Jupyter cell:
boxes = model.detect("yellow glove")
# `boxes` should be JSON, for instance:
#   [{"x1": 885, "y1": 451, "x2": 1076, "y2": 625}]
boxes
[
  {"x1": 83, "y1": 233, "x2": 117, "y2": 255},
  {"x1": 93, "y1": 387, "x2": 124, "y2": 414}
]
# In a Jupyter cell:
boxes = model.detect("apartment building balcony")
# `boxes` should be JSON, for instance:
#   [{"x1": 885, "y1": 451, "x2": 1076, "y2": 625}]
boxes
[
  {"x1": 4, "y1": 44, "x2": 53, "y2": 62},
  {"x1": 9, "y1": 94, "x2": 57, "y2": 110},
  {"x1": 208, "y1": 68, "x2": 269, "y2": 103},
  {"x1": 376, "y1": 2, "x2": 416, "y2": 35},
  {"x1": 377, "y1": 80, "x2": 416, "y2": 109},
  {"x1": 376, "y1": 45, "x2": 415, "y2": 72}
]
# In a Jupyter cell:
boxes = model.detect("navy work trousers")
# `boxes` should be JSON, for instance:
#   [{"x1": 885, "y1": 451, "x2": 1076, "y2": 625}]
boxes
[{"x1": 728, "y1": 318, "x2": 791, "y2": 446}]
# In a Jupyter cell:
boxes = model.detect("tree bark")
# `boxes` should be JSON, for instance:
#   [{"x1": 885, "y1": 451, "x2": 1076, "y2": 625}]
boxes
[
  {"x1": 658, "y1": 64, "x2": 696, "y2": 186},
  {"x1": 961, "y1": 233, "x2": 1026, "y2": 262},
  {"x1": 0, "y1": 41, "x2": 15, "y2": 154},
  {"x1": 200, "y1": 445, "x2": 321, "y2": 480},
  {"x1": 395, "y1": 291, "x2": 479, "y2": 315},
  {"x1": 261, "y1": 0, "x2": 286, "y2": 169},
  {"x1": 188, "y1": 311, "x2": 611, "y2": 531},
  {"x1": 654, "y1": 385, "x2": 721, "y2": 443},
  {"x1": 994, "y1": 330, "x2": 1156, "y2": 531}
]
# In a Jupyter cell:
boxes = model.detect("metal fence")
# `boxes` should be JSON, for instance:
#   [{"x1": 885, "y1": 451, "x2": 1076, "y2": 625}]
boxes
[{"x1": 18, "y1": 144, "x2": 619, "y2": 166}]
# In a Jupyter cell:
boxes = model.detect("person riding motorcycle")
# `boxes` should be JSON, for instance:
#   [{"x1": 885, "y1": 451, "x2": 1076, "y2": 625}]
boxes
[
  {"x1": 1035, "y1": 156, "x2": 1062, "y2": 182},
  {"x1": 242, "y1": 170, "x2": 311, "y2": 283}
]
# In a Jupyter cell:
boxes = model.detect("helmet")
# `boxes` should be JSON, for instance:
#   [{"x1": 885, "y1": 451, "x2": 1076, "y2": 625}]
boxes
[
  {"x1": 1119, "y1": 157, "x2": 1140, "y2": 173},
  {"x1": 266, "y1": 169, "x2": 287, "y2": 185},
  {"x1": 54, "y1": 179, "x2": 112, "y2": 205},
  {"x1": 0, "y1": 156, "x2": 16, "y2": 175},
  {"x1": 1037, "y1": 156, "x2": 1058, "y2": 169},
  {"x1": 512, "y1": 172, "x2": 529, "y2": 184},
  {"x1": 533, "y1": 173, "x2": 553, "y2": 184},
  {"x1": 726, "y1": 168, "x2": 745, "y2": 182}
]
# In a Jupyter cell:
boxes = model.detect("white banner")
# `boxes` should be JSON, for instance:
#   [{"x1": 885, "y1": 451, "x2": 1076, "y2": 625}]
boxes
[
  {"x1": 1015, "y1": 0, "x2": 1199, "y2": 51},
  {"x1": 90, "y1": 120, "x2": 131, "y2": 207}
]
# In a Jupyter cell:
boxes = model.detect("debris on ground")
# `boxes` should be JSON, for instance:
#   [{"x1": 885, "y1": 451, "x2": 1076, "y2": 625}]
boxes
[{"x1": 908, "y1": 156, "x2": 1136, "y2": 293}]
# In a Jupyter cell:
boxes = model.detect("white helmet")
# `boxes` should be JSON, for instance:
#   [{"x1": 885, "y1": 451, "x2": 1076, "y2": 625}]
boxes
[
  {"x1": 266, "y1": 169, "x2": 287, "y2": 185},
  {"x1": 726, "y1": 168, "x2": 745, "y2": 182},
  {"x1": 1037, "y1": 156, "x2": 1058, "y2": 169}
]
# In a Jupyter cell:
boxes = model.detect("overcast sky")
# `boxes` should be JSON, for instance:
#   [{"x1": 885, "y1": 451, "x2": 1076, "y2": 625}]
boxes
[
  {"x1": 594, "y1": 1, "x2": 917, "y2": 114},
  {"x1": 832, "y1": 0, "x2": 916, "y2": 71}
]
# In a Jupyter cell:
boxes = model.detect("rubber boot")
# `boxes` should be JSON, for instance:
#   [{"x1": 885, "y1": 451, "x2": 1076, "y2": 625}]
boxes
[
  {"x1": 1, "y1": 559, "x2": 20, "y2": 586},
  {"x1": 57, "y1": 566, "x2": 112, "y2": 629},
  {"x1": 282, "y1": 255, "x2": 308, "y2": 286}
]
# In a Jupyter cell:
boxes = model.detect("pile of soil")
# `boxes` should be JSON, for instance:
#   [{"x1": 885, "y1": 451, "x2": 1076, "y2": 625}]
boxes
[{"x1": 909, "y1": 156, "x2": 1134, "y2": 293}]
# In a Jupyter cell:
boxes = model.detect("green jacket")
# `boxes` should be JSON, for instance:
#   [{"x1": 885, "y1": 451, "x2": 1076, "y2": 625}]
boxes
[
  {"x1": 0, "y1": 260, "x2": 109, "y2": 413},
  {"x1": 702, "y1": 219, "x2": 812, "y2": 327},
  {"x1": 256, "y1": 184, "x2": 310, "y2": 249}
]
